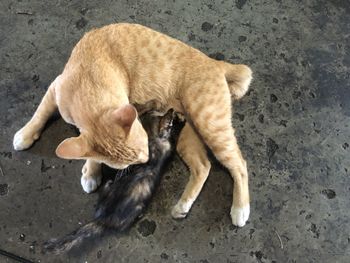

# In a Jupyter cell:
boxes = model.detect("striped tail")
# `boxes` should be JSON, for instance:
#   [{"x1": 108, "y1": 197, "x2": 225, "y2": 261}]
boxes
[
  {"x1": 221, "y1": 62, "x2": 253, "y2": 100},
  {"x1": 42, "y1": 221, "x2": 104, "y2": 254}
]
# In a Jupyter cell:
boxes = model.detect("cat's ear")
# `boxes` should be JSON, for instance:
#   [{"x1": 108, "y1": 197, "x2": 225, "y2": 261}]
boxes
[
  {"x1": 112, "y1": 104, "x2": 138, "y2": 135},
  {"x1": 55, "y1": 136, "x2": 89, "y2": 159}
]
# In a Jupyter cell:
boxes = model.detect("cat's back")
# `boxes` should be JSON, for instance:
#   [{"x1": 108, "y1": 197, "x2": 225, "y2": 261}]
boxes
[
  {"x1": 84, "y1": 23, "x2": 191, "y2": 51},
  {"x1": 61, "y1": 23, "x2": 217, "y2": 107},
  {"x1": 69, "y1": 23, "x2": 209, "y2": 70}
]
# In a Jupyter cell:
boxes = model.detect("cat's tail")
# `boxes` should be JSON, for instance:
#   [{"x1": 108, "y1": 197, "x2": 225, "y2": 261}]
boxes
[
  {"x1": 42, "y1": 221, "x2": 104, "y2": 254},
  {"x1": 221, "y1": 62, "x2": 253, "y2": 100}
]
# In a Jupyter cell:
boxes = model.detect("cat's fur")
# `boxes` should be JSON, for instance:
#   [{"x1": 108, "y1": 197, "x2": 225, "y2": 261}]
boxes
[
  {"x1": 13, "y1": 23, "x2": 252, "y2": 226},
  {"x1": 43, "y1": 111, "x2": 181, "y2": 254}
]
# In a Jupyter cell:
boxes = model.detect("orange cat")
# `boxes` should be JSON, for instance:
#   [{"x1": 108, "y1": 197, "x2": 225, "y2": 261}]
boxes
[{"x1": 13, "y1": 23, "x2": 252, "y2": 227}]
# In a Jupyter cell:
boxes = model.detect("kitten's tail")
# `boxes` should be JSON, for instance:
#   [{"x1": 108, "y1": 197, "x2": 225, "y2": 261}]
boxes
[
  {"x1": 221, "y1": 62, "x2": 253, "y2": 100},
  {"x1": 42, "y1": 221, "x2": 104, "y2": 254}
]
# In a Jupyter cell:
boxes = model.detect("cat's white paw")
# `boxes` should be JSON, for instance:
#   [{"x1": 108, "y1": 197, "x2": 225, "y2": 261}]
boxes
[
  {"x1": 171, "y1": 200, "x2": 192, "y2": 219},
  {"x1": 81, "y1": 175, "x2": 101, "y2": 193},
  {"x1": 230, "y1": 204, "x2": 250, "y2": 227},
  {"x1": 81, "y1": 162, "x2": 102, "y2": 193},
  {"x1": 13, "y1": 128, "x2": 39, "y2": 151}
]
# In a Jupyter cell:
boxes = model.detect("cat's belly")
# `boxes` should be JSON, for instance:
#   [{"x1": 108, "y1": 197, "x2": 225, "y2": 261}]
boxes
[
  {"x1": 133, "y1": 98, "x2": 184, "y2": 116},
  {"x1": 129, "y1": 76, "x2": 183, "y2": 114}
]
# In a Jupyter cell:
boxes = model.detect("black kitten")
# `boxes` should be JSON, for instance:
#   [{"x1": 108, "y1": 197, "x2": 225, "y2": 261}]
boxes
[{"x1": 43, "y1": 110, "x2": 183, "y2": 254}]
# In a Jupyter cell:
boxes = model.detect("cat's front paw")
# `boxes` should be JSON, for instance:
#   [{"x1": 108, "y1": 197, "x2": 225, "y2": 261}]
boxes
[
  {"x1": 81, "y1": 162, "x2": 102, "y2": 193},
  {"x1": 81, "y1": 175, "x2": 101, "y2": 193},
  {"x1": 230, "y1": 204, "x2": 250, "y2": 227},
  {"x1": 13, "y1": 127, "x2": 39, "y2": 151},
  {"x1": 171, "y1": 200, "x2": 192, "y2": 219}
]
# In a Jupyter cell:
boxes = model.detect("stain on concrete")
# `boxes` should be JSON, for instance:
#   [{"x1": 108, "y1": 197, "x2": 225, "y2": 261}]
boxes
[
  {"x1": 310, "y1": 223, "x2": 320, "y2": 238},
  {"x1": 250, "y1": 251, "x2": 264, "y2": 263},
  {"x1": 258, "y1": 114, "x2": 264, "y2": 123},
  {"x1": 0, "y1": 184, "x2": 8, "y2": 196},
  {"x1": 235, "y1": 0, "x2": 247, "y2": 10},
  {"x1": 0, "y1": 152, "x2": 12, "y2": 159},
  {"x1": 279, "y1": 120, "x2": 287, "y2": 127},
  {"x1": 234, "y1": 112, "x2": 245, "y2": 121},
  {"x1": 238, "y1": 35, "x2": 247, "y2": 42},
  {"x1": 75, "y1": 17, "x2": 88, "y2": 29},
  {"x1": 270, "y1": 94, "x2": 278, "y2": 103},
  {"x1": 321, "y1": 189, "x2": 336, "y2": 199},
  {"x1": 40, "y1": 159, "x2": 51, "y2": 173},
  {"x1": 209, "y1": 52, "x2": 225, "y2": 60},
  {"x1": 201, "y1": 22, "x2": 213, "y2": 32},
  {"x1": 188, "y1": 32, "x2": 196, "y2": 41},
  {"x1": 137, "y1": 219, "x2": 156, "y2": 237},
  {"x1": 160, "y1": 252, "x2": 169, "y2": 260},
  {"x1": 266, "y1": 138, "x2": 279, "y2": 163},
  {"x1": 80, "y1": 8, "x2": 89, "y2": 16}
]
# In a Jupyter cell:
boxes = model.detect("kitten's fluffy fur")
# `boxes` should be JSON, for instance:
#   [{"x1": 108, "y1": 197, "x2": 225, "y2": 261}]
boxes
[
  {"x1": 13, "y1": 23, "x2": 252, "y2": 226},
  {"x1": 43, "y1": 111, "x2": 182, "y2": 254}
]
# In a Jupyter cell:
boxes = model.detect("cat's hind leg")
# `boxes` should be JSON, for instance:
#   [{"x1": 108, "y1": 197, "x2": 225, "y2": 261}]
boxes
[
  {"x1": 181, "y1": 77, "x2": 250, "y2": 227},
  {"x1": 172, "y1": 122, "x2": 211, "y2": 218},
  {"x1": 13, "y1": 76, "x2": 60, "y2": 150}
]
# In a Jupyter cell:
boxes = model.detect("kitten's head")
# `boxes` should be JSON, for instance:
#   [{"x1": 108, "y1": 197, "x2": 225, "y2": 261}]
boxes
[{"x1": 55, "y1": 104, "x2": 149, "y2": 169}]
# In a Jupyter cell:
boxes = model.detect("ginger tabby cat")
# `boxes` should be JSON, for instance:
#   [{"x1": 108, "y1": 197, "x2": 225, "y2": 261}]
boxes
[{"x1": 13, "y1": 23, "x2": 252, "y2": 227}]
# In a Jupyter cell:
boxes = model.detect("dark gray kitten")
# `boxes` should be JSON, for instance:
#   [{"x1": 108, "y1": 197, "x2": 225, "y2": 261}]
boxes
[{"x1": 43, "y1": 110, "x2": 183, "y2": 254}]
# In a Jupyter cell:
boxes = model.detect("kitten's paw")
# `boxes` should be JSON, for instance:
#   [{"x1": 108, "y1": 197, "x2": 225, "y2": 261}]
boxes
[
  {"x1": 230, "y1": 204, "x2": 250, "y2": 227},
  {"x1": 171, "y1": 200, "x2": 192, "y2": 219},
  {"x1": 13, "y1": 128, "x2": 39, "y2": 151},
  {"x1": 81, "y1": 175, "x2": 101, "y2": 193}
]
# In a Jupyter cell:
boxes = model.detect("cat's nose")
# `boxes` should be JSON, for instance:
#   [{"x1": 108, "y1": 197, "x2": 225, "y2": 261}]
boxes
[{"x1": 138, "y1": 148, "x2": 149, "y2": 163}]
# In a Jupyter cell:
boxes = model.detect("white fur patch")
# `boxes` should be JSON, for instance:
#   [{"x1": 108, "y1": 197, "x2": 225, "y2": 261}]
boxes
[
  {"x1": 161, "y1": 140, "x2": 171, "y2": 152},
  {"x1": 171, "y1": 199, "x2": 193, "y2": 219},
  {"x1": 131, "y1": 182, "x2": 151, "y2": 200},
  {"x1": 13, "y1": 129, "x2": 37, "y2": 151},
  {"x1": 81, "y1": 162, "x2": 102, "y2": 193},
  {"x1": 230, "y1": 204, "x2": 250, "y2": 227},
  {"x1": 150, "y1": 111, "x2": 167, "y2": 117},
  {"x1": 81, "y1": 175, "x2": 101, "y2": 193}
]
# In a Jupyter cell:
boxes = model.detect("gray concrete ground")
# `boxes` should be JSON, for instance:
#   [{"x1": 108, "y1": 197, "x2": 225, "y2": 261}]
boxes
[{"x1": 0, "y1": 0, "x2": 349, "y2": 262}]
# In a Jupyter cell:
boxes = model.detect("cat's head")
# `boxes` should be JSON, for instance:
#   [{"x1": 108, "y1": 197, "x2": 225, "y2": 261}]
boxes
[{"x1": 55, "y1": 104, "x2": 149, "y2": 169}]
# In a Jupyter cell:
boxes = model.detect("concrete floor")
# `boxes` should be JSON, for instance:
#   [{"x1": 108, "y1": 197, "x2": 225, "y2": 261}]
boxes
[{"x1": 0, "y1": 0, "x2": 349, "y2": 262}]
